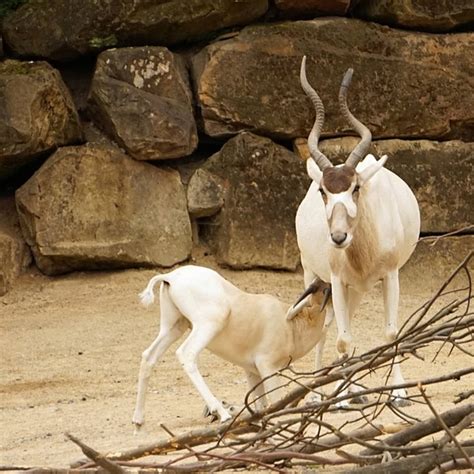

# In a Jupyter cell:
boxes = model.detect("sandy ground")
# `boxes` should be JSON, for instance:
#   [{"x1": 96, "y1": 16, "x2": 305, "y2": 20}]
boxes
[{"x1": 1, "y1": 250, "x2": 472, "y2": 469}]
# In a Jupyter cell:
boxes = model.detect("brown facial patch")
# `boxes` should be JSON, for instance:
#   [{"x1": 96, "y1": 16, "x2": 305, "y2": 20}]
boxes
[{"x1": 322, "y1": 166, "x2": 356, "y2": 193}]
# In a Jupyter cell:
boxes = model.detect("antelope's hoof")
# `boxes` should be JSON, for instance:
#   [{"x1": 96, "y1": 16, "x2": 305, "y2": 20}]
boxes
[
  {"x1": 390, "y1": 396, "x2": 412, "y2": 407},
  {"x1": 350, "y1": 394, "x2": 369, "y2": 405},
  {"x1": 334, "y1": 400, "x2": 350, "y2": 411},
  {"x1": 202, "y1": 405, "x2": 219, "y2": 423},
  {"x1": 202, "y1": 401, "x2": 235, "y2": 423},
  {"x1": 305, "y1": 392, "x2": 322, "y2": 406},
  {"x1": 336, "y1": 335, "x2": 351, "y2": 355},
  {"x1": 132, "y1": 421, "x2": 144, "y2": 436}
]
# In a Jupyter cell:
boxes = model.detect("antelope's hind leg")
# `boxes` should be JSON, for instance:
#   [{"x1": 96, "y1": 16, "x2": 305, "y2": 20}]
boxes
[
  {"x1": 133, "y1": 284, "x2": 187, "y2": 431},
  {"x1": 176, "y1": 316, "x2": 233, "y2": 423}
]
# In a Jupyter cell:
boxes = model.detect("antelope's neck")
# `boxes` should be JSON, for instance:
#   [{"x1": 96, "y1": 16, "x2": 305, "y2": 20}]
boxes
[
  {"x1": 290, "y1": 306, "x2": 325, "y2": 359},
  {"x1": 330, "y1": 194, "x2": 380, "y2": 285}
]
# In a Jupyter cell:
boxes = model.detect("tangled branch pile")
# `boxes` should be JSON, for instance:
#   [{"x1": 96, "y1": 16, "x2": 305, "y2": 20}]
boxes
[{"x1": 34, "y1": 252, "x2": 474, "y2": 472}]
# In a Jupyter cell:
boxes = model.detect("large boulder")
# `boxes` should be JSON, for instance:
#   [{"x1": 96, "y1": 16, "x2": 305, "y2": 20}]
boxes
[
  {"x1": 354, "y1": 0, "x2": 474, "y2": 32},
  {"x1": 193, "y1": 132, "x2": 309, "y2": 270},
  {"x1": 0, "y1": 197, "x2": 31, "y2": 296},
  {"x1": 0, "y1": 60, "x2": 83, "y2": 181},
  {"x1": 191, "y1": 18, "x2": 474, "y2": 141},
  {"x1": 2, "y1": 0, "x2": 268, "y2": 61},
  {"x1": 274, "y1": 0, "x2": 350, "y2": 18},
  {"x1": 88, "y1": 47, "x2": 197, "y2": 161},
  {"x1": 402, "y1": 236, "x2": 474, "y2": 292},
  {"x1": 295, "y1": 137, "x2": 473, "y2": 234},
  {"x1": 15, "y1": 145, "x2": 192, "y2": 275}
]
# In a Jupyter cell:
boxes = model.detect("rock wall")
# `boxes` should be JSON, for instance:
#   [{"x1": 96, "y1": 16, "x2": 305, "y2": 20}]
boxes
[{"x1": 0, "y1": 0, "x2": 472, "y2": 291}]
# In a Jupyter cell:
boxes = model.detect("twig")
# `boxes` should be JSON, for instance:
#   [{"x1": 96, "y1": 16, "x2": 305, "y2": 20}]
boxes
[
  {"x1": 418, "y1": 385, "x2": 473, "y2": 468},
  {"x1": 0, "y1": 467, "x2": 34, "y2": 471},
  {"x1": 360, "y1": 403, "x2": 474, "y2": 455},
  {"x1": 418, "y1": 226, "x2": 474, "y2": 246},
  {"x1": 349, "y1": 446, "x2": 474, "y2": 474},
  {"x1": 438, "y1": 412, "x2": 474, "y2": 449},
  {"x1": 66, "y1": 433, "x2": 125, "y2": 473},
  {"x1": 69, "y1": 253, "x2": 473, "y2": 472},
  {"x1": 455, "y1": 389, "x2": 474, "y2": 404},
  {"x1": 429, "y1": 456, "x2": 474, "y2": 474}
]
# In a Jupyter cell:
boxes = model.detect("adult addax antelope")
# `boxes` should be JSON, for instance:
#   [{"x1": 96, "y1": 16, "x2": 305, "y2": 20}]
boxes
[{"x1": 288, "y1": 56, "x2": 420, "y2": 404}]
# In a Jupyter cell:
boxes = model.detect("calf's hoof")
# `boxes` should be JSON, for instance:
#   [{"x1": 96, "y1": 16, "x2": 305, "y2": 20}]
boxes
[{"x1": 202, "y1": 401, "x2": 234, "y2": 423}]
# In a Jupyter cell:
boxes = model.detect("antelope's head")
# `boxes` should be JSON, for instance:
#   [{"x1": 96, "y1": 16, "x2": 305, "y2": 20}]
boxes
[{"x1": 300, "y1": 56, "x2": 388, "y2": 249}]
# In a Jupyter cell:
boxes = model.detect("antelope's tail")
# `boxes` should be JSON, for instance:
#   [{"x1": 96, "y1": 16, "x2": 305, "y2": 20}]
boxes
[{"x1": 139, "y1": 275, "x2": 168, "y2": 307}]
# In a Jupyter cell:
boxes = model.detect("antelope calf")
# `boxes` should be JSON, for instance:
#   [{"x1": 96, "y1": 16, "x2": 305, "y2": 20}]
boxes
[{"x1": 132, "y1": 265, "x2": 329, "y2": 429}]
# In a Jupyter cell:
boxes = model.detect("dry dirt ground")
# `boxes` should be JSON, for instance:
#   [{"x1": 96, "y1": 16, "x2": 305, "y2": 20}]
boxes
[{"x1": 1, "y1": 250, "x2": 472, "y2": 470}]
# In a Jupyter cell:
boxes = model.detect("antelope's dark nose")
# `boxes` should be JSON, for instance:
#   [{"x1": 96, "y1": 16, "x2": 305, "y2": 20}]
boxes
[{"x1": 331, "y1": 232, "x2": 347, "y2": 245}]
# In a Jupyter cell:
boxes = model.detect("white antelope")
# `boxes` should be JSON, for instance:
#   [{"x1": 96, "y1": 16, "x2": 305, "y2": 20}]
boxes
[
  {"x1": 133, "y1": 265, "x2": 330, "y2": 428},
  {"x1": 288, "y1": 57, "x2": 420, "y2": 404}
]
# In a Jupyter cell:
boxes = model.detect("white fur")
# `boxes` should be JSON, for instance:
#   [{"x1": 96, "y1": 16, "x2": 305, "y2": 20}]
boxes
[
  {"x1": 294, "y1": 154, "x2": 420, "y2": 404},
  {"x1": 132, "y1": 265, "x2": 327, "y2": 428}
]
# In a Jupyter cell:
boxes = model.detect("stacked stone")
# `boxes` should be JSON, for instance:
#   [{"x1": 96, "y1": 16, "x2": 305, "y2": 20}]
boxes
[{"x1": 1, "y1": 0, "x2": 472, "y2": 293}]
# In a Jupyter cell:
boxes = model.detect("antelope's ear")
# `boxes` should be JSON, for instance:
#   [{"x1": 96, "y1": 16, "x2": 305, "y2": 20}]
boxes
[
  {"x1": 306, "y1": 158, "x2": 323, "y2": 184},
  {"x1": 358, "y1": 154, "x2": 388, "y2": 185}
]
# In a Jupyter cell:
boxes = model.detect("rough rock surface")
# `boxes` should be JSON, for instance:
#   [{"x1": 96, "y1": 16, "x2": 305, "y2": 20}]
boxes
[
  {"x1": 15, "y1": 145, "x2": 192, "y2": 275},
  {"x1": 196, "y1": 132, "x2": 309, "y2": 270},
  {"x1": 0, "y1": 60, "x2": 82, "y2": 181},
  {"x1": 191, "y1": 18, "x2": 474, "y2": 141},
  {"x1": 354, "y1": 0, "x2": 474, "y2": 32},
  {"x1": 88, "y1": 47, "x2": 197, "y2": 161},
  {"x1": 275, "y1": 0, "x2": 350, "y2": 17},
  {"x1": 404, "y1": 236, "x2": 474, "y2": 289},
  {"x1": 187, "y1": 169, "x2": 225, "y2": 218},
  {"x1": 3, "y1": 0, "x2": 268, "y2": 61},
  {"x1": 295, "y1": 137, "x2": 473, "y2": 234},
  {"x1": 0, "y1": 197, "x2": 31, "y2": 296}
]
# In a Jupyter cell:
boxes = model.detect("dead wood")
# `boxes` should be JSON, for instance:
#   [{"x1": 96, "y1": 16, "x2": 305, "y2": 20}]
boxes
[
  {"x1": 455, "y1": 389, "x2": 474, "y2": 404},
  {"x1": 360, "y1": 403, "x2": 474, "y2": 455},
  {"x1": 418, "y1": 385, "x2": 473, "y2": 467},
  {"x1": 69, "y1": 251, "x2": 473, "y2": 472},
  {"x1": 23, "y1": 470, "x2": 101, "y2": 474},
  {"x1": 0, "y1": 467, "x2": 34, "y2": 472},
  {"x1": 346, "y1": 446, "x2": 474, "y2": 474},
  {"x1": 429, "y1": 455, "x2": 474, "y2": 474},
  {"x1": 66, "y1": 433, "x2": 125, "y2": 474},
  {"x1": 418, "y1": 225, "x2": 474, "y2": 246}
]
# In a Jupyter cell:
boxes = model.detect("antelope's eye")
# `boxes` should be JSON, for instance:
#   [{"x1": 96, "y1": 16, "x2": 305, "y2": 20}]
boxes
[{"x1": 353, "y1": 185, "x2": 360, "y2": 194}]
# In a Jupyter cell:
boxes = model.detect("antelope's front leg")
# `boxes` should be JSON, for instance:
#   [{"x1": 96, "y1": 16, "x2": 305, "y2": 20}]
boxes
[
  {"x1": 331, "y1": 275, "x2": 351, "y2": 357},
  {"x1": 330, "y1": 276, "x2": 352, "y2": 409},
  {"x1": 383, "y1": 269, "x2": 409, "y2": 406}
]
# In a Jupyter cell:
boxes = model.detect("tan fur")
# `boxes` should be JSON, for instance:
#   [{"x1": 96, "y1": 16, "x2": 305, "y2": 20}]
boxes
[
  {"x1": 134, "y1": 266, "x2": 329, "y2": 426},
  {"x1": 329, "y1": 189, "x2": 399, "y2": 286},
  {"x1": 290, "y1": 292, "x2": 326, "y2": 359},
  {"x1": 346, "y1": 195, "x2": 379, "y2": 279}
]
